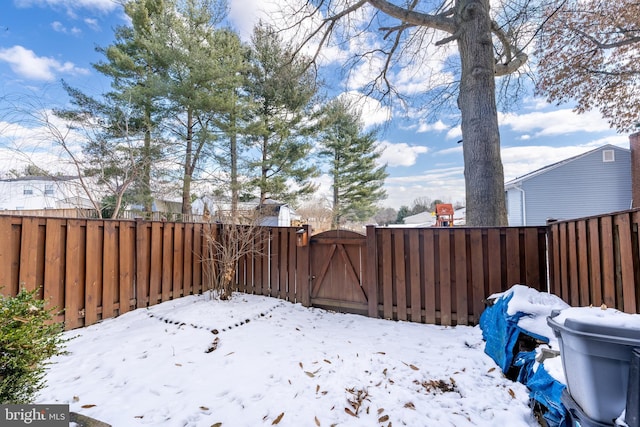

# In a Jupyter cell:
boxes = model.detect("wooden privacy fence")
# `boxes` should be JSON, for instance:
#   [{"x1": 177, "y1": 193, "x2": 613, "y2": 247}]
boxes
[
  {"x1": 0, "y1": 215, "x2": 549, "y2": 329},
  {"x1": 8, "y1": 208, "x2": 640, "y2": 331},
  {"x1": 365, "y1": 226, "x2": 548, "y2": 325},
  {"x1": 0, "y1": 216, "x2": 208, "y2": 329},
  {"x1": 232, "y1": 226, "x2": 548, "y2": 326},
  {"x1": 547, "y1": 208, "x2": 640, "y2": 314}
]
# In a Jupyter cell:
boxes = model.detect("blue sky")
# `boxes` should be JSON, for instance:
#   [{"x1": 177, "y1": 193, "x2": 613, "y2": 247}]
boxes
[{"x1": 0, "y1": 0, "x2": 629, "y2": 209}]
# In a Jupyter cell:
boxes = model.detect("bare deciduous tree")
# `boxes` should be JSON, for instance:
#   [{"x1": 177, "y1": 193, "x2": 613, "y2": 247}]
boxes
[
  {"x1": 280, "y1": 0, "x2": 550, "y2": 225},
  {"x1": 201, "y1": 210, "x2": 268, "y2": 300},
  {"x1": 0, "y1": 93, "x2": 142, "y2": 218}
]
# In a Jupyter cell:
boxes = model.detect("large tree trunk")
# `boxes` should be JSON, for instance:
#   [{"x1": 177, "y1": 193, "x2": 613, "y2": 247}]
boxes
[
  {"x1": 142, "y1": 104, "x2": 153, "y2": 215},
  {"x1": 456, "y1": 0, "x2": 508, "y2": 226},
  {"x1": 182, "y1": 109, "x2": 194, "y2": 216}
]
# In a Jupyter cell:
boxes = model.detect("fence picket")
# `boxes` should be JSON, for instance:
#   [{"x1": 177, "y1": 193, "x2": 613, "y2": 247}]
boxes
[
  {"x1": 44, "y1": 218, "x2": 65, "y2": 323},
  {"x1": 438, "y1": 230, "x2": 452, "y2": 326},
  {"x1": 0, "y1": 217, "x2": 13, "y2": 295},
  {"x1": 19, "y1": 217, "x2": 41, "y2": 292},
  {"x1": 576, "y1": 220, "x2": 590, "y2": 307},
  {"x1": 421, "y1": 229, "x2": 437, "y2": 324},
  {"x1": 615, "y1": 214, "x2": 636, "y2": 312},
  {"x1": 454, "y1": 229, "x2": 468, "y2": 326},
  {"x1": 119, "y1": 222, "x2": 134, "y2": 315},
  {"x1": 600, "y1": 216, "x2": 616, "y2": 308},
  {"x1": 64, "y1": 220, "x2": 83, "y2": 329},
  {"x1": 408, "y1": 230, "x2": 421, "y2": 323}
]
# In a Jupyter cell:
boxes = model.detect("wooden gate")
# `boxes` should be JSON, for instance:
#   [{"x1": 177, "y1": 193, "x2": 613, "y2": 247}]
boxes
[{"x1": 309, "y1": 230, "x2": 368, "y2": 315}]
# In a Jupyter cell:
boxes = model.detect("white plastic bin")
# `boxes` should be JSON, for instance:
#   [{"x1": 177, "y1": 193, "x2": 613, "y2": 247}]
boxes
[{"x1": 547, "y1": 311, "x2": 640, "y2": 424}]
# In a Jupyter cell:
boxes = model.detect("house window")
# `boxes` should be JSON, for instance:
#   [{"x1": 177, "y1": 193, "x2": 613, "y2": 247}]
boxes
[
  {"x1": 44, "y1": 184, "x2": 54, "y2": 195},
  {"x1": 603, "y1": 150, "x2": 615, "y2": 162},
  {"x1": 23, "y1": 186, "x2": 33, "y2": 195}
]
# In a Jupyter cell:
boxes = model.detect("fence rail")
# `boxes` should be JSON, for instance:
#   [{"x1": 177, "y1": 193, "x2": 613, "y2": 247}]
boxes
[{"x1": 1, "y1": 209, "x2": 638, "y2": 331}]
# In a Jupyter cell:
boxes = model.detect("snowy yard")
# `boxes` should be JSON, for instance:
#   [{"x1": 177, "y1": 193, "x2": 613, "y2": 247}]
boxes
[{"x1": 37, "y1": 293, "x2": 539, "y2": 427}]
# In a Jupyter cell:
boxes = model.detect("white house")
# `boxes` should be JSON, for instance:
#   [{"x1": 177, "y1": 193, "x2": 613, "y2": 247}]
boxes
[
  {"x1": 0, "y1": 176, "x2": 94, "y2": 211},
  {"x1": 192, "y1": 196, "x2": 299, "y2": 226},
  {"x1": 505, "y1": 144, "x2": 632, "y2": 226}
]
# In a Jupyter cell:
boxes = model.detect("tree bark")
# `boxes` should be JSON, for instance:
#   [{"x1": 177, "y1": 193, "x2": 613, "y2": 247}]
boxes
[
  {"x1": 182, "y1": 108, "x2": 194, "y2": 216},
  {"x1": 456, "y1": 0, "x2": 507, "y2": 226}
]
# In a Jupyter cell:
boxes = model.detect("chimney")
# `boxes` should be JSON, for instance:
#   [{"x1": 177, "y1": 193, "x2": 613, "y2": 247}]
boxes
[{"x1": 632, "y1": 132, "x2": 640, "y2": 209}]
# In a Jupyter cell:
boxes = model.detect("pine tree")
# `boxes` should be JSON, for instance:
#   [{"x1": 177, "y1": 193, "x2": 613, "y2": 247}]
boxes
[
  {"x1": 92, "y1": 0, "x2": 170, "y2": 214},
  {"x1": 245, "y1": 23, "x2": 319, "y2": 206},
  {"x1": 319, "y1": 98, "x2": 388, "y2": 228}
]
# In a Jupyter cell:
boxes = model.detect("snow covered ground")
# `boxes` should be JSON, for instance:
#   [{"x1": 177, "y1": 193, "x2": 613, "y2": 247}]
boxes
[{"x1": 37, "y1": 292, "x2": 540, "y2": 427}]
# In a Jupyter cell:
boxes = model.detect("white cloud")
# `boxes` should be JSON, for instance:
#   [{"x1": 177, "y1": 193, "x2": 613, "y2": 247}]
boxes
[
  {"x1": 0, "y1": 45, "x2": 89, "y2": 81},
  {"x1": 499, "y1": 109, "x2": 613, "y2": 137},
  {"x1": 338, "y1": 91, "x2": 391, "y2": 128},
  {"x1": 84, "y1": 18, "x2": 100, "y2": 31},
  {"x1": 382, "y1": 167, "x2": 466, "y2": 208},
  {"x1": 378, "y1": 141, "x2": 428, "y2": 167},
  {"x1": 51, "y1": 21, "x2": 82, "y2": 35},
  {"x1": 14, "y1": 0, "x2": 119, "y2": 14},
  {"x1": 446, "y1": 126, "x2": 462, "y2": 140},
  {"x1": 417, "y1": 120, "x2": 449, "y2": 133}
]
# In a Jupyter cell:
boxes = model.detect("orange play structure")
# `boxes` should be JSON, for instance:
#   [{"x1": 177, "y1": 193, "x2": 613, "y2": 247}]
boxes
[{"x1": 434, "y1": 203, "x2": 454, "y2": 227}]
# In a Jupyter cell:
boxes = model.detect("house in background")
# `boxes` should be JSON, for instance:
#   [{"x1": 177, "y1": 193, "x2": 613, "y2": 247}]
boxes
[
  {"x1": 192, "y1": 196, "x2": 299, "y2": 226},
  {"x1": 0, "y1": 176, "x2": 94, "y2": 214},
  {"x1": 505, "y1": 144, "x2": 631, "y2": 226}
]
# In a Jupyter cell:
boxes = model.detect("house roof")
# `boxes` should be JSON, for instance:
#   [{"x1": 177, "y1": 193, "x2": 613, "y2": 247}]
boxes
[
  {"x1": 504, "y1": 144, "x2": 629, "y2": 189},
  {"x1": 0, "y1": 175, "x2": 80, "y2": 182}
]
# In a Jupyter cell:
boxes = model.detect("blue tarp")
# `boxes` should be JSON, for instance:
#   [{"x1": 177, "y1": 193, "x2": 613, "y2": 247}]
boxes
[
  {"x1": 480, "y1": 293, "x2": 568, "y2": 427},
  {"x1": 515, "y1": 351, "x2": 567, "y2": 427}
]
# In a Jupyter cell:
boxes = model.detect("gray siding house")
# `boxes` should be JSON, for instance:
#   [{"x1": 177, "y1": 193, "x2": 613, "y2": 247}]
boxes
[{"x1": 505, "y1": 145, "x2": 632, "y2": 226}]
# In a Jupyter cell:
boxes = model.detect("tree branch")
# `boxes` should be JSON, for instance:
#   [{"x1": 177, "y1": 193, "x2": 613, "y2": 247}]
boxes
[
  {"x1": 574, "y1": 28, "x2": 640, "y2": 49},
  {"x1": 366, "y1": 0, "x2": 456, "y2": 34}
]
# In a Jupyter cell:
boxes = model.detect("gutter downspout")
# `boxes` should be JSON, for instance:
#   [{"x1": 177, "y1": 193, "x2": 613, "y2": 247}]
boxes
[{"x1": 514, "y1": 186, "x2": 526, "y2": 226}]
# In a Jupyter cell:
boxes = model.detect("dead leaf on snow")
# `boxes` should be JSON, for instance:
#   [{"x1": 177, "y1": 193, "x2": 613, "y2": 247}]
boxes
[
  {"x1": 345, "y1": 408, "x2": 357, "y2": 417},
  {"x1": 314, "y1": 415, "x2": 321, "y2": 426},
  {"x1": 272, "y1": 412, "x2": 285, "y2": 425},
  {"x1": 200, "y1": 406, "x2": 209, "y2": 411},
  {"x1": 379, "y1": 415, "x2": 390, "y2": 422},
  {"x1": 508, "y1": 388, "x2": 516, "y2": 399},
  {"x1": 404, "y1": 402, "x2": 415, "y2": 410},
  {"x1": 81, "y1": 404, "x2": 96, "y2": 409},
  {"x1": 402, "y1": 362, "x2": 419, "y2": 371},
  {"x1": 211, "y1": 423, "x2": 222, "y2": 427},
  {"x1": 487, "y1": 367, "x2": 496, "y2": 373}
]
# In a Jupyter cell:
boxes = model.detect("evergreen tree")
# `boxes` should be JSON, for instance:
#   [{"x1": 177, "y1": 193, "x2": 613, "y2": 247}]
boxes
[
  {"x1": 92, "y1": 0, "x2": 170, "y2": 214},
  {"x1": 245, "y1": 23, "x2": 319, "y2": 206},
  {"x1": 152, "y1": 0, "x2": 230, "y2": 215},
  {"x1": 207, "y1": 30, "x2": 254, "y2": 219},
  {"x1": 319, "y1": 98, "x2": 388, "y2": 228}
]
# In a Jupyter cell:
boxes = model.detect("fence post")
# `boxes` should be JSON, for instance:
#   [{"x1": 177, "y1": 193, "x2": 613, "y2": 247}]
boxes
[
  {"x1": 366, "y1": 225, "x2": 379, "y2": 319},
  {"x1": 296, "y1": 224, "x2": 311, "y2": 307}
]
